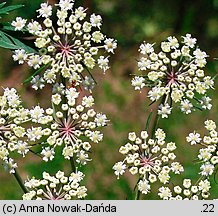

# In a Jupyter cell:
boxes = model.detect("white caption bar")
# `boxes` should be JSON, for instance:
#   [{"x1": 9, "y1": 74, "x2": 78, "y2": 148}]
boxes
[{"x1": 0, "y1": 200, "x2": 217, "y2": 216}]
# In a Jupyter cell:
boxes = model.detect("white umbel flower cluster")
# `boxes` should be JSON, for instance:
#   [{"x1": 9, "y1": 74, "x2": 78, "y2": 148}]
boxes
[
  {"x1": 113, "y1": 129, "x2": 183, "y2": 195},
  {"x1": 0, "y1": 88, "x2": 30, "y2": 173},
  {"x1": 132, "y1": 34, "x2": 213, "y2": 117},
  {"x1": 187, "y1": 120, "x2": 218, "y2": 177},
  {"x1": 28, "y1": 87, "x2": 108, "y2": 165},
  {"x1": 22, "y1": 170, "x2": 87, "y2": 200},
  {"x1": 158, "y1": 178, "x2": 211, "y2": 200},
  {"x1": 12, "y1": 0, "x2": 117, "y2": 89}
]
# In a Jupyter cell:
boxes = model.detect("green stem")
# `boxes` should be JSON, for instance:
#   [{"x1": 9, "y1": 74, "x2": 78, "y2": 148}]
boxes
[
  {"x1": 13, "y1": 169, "x2": 28, "y2": 193},
  {"x1": 60, "y1": 75, "x2": 75, "y2": 173},
  {"x1": 70, "y1": 157, "x2": 76, "y2": 173},
  {"x1": 134, "y1": 189, "x2": 140, "y2": 200},
  {"x1": 151, "y1": 112, "x2": 160, "y2": 138},
  {"x1": 151, "y1": 97, "x2": 166, "y2": 138}
]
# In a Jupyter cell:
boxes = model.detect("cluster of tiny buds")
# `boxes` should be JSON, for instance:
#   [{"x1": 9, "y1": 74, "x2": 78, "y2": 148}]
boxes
[
  {"x1": 132, "y1": 34, "x2": 213, "y2": 118},
  {"x1": 158, "y1": 178, "x2": 211, "y2": 200},
  {"x1": 12, "y1": 0, "x2": 117, "y2": 90},
  {"x1": 22, "y1": 170, "x2": 87, "y2": 200},
  {"x1": 187, "y1": 120, "x2": 218, "y2": 177},
  {"x1": 113, "y1": 129, "x2": 183, "y2": 195}
]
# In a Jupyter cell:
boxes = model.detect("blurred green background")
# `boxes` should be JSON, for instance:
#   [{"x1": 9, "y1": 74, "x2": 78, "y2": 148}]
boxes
[{"x1": 0, "y1": 0, "x2": 218, "y2": 199}]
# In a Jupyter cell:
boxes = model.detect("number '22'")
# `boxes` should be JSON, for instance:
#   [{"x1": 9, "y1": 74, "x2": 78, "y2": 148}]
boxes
[{"x1": 202, "y1": 204, "x2": 214, "y2": 213}]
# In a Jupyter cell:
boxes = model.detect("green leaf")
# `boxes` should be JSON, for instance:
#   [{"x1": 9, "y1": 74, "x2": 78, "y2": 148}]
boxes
[
  {"x1": 0, "y1": 31, "x2": 18, "y2": 49},
  {"x1": 23, "y1": 63, "x2": 50, "y2": 84},
  {"x1": 1, "y1": 22, "x2": 16, "y2": 31},
  {"x1": 0, "y1": 30, "x2": 36, "y2": 53},
  {"x1": 0, "y1": 2, "x2": 6, "y2": 9},
  {"x1": 6, "y1": 33, "x2": 36, "y2": 53},
  {"x1": 0, "y1": 39, "x2": 18, "y2": 49},
  {"x1": 0, "y1": 4, "x2": 24, "y2": 16},
  {"x1": 0, "y1": 30, "x2": 12, "y2": 43}
]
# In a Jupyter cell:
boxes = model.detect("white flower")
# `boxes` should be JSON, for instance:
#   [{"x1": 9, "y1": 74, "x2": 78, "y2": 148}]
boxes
[
  {"x1": 138, "y1": 179, "x2": 151, "y2": 194},
  {"x1": 94, "y1": 113, "x2": 108, "y2": 127},
  {"x1": 27, "y1": 21, "x2": 42, "y2": 34},
  {"x1": 31, "y1": 75, "x2": 45, "y2": 90},
  {"x1": 180, "y1": 99, "x2": 193, "y2": 114},
  {"x1": 158, "y1": 187, "x2": 172, "y2": 200},
  {"x1": 82, "y1": 95, "x2": 94, "y2": 108},
  {"x1": 52, "y1": 83, "x2": 65, "y2": 95},
  {"x1": 200, "y1": 96, "x2": 212, "y2": 110},
  {"x1": 174, "y1": 186, "x2": 182, "y2": 194},
  {"x1": 183, "y1": 179, "x2": 192, "y2": 188},
  {"x1": 139, "y1": 42, "x2": 154, "y2": 54},
  {"x1": 70, "y1": 171, "x2": 84, "y2": 182},
  {"x1": 128, "y1": 132, "x2": 136, "y2": 141},
  {"x1": 198, "y1": 179, "x2": 211, "y2": 192},
  {"x1": 182, "y1": 34, "x2": 197, "y2": 48},
  {"x1": 158, "y1": 104, "x2": 172, "y2": 118},
  {"x1": 52, "y1": 94, "x2": 62, "y2": 105},
  {"x1": 148, "y1": 87, "x2": 162, "y2": 101},
  {"x1": 131, "y1": 76, "x2": 145, "y2": 90},
  {"x1": 171, "y1": 162, "x2": 184, "y2": 174},
  {"x1": 12, "y1": 17, "x2": 27, "y2": 30},
  {"x1": 37, "y1": 3, "x2": 52, "y2": 18},
  {"x1": 41, "y1": 147, "x2": 55, "y2": 162},
  {"x1": 104, "y1": 38, "x2": 117, "y2": 53},
  {"x1": 168, "y1": 36, "x2": 179, "y2": 49},
  {"x1": 200, "y1": 163, "x2": 214, "y2": 176},
  {"x1": 198, "y1": 148, "x2": 212, "y2": 161},
  {"x1": 113, "y1": 162, "x2": 126, "y2": 179},
  {"x1": 90, "y1": 14, "x2": 102, "y2": 28},
  {"x1": 3, "y1": 88, "x2": 21, "y2": 107},
  {"x1": 66, "y1": 88, "x2": 79, "y2": 101},
  {"x1": 161, "y1": 42, "x2": 171, "y2": 52},
  {"x1": 77, "y1": 186, "x2": 87, "y2": 199},
  {"x1": 12, "y1": 49, "x2": 27, "y2": 64},
  {"x1": 82, "y1": 76, "x2": 95, "y2": 91},
  {"x1": 15, "y1": 141, "x2": 29, "y2": 157},
  {"x1": 205, "y1": 120, "x2": 216, "y2": 131},
  {"x1": 3, "y1": 158, "x2": 17, "y2": 174},
  {"x1": 193, "y1": 48, "x2": 208, "y2": 59},
  {"x1": 30, "y1": 106, "x2": 44, "y2": 122},
  {"x1": 27, "y1": 55, "x2": 42, "y2": 69},
  {"x1": 76, "y1": 150, "x2": 91, "y2": 165},
  {"x1": 98, "y1": 56, "x2": 109, "y2": 72},
  {"x1": 89, "y1": 131, "x2": 103, "y2": 143},
  {"x1": 158, "y1": 171, "x2": 170, "y2": 184},
  {"x1": 27, "y1": 127, "x2": 43, "y2": 141},
  {"x1": 58, "y1": 0, "x2": 74, "y2": 10},
  {"x1": 186, "y1": 132, "x2": 201, "y2": 145}
]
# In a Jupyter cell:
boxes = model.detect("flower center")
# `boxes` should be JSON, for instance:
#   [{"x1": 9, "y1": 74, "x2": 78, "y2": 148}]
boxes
[
  {"x1": 167, "y1": 71, "x2": 178, "y2": 86},
  {"x1": 60, "y1": 44, "x2": 71, "y2": 56},
  {"x1": 62, "y1": 125, "x2": 73, "y2": 135},
  {"x1": 140, "y1": 156, "x2": 154, "y2": 167},
  {"x1": 59, "y1": 118, "x2": 75, "y2": 141}
]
